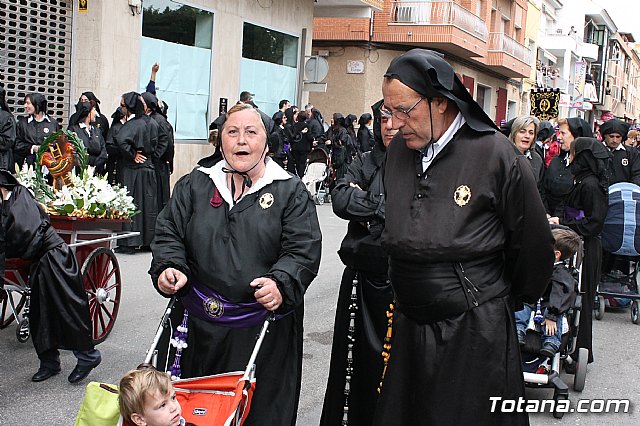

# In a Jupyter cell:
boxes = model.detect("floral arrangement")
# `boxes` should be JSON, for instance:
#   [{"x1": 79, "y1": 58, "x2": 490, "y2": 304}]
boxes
[{"x1": 15, "y1": 164, "x2": 138, "y2": 219}]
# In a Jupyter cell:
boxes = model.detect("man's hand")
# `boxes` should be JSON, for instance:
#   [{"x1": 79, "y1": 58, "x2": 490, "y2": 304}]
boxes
[
  {"x1": 134, "y1": 151, "x2": 147, "y2": 164},
  {"x1": 250, "y1": 277, "x2": 283, "y2": 312},
  {"x1": 152, "y1": 63, "x2": 160, "y2": 73},
  {"x1": 543, "y1": 319, "x2": 557, "y2": 336},
  {"x1": 158, "y1": 268, "x2": 187, "y2": 295}
]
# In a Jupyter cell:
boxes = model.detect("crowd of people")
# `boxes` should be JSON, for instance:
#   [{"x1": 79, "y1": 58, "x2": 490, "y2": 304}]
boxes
[{"x1": 4, "y1": 47, "x2": 640, "y2": 425}]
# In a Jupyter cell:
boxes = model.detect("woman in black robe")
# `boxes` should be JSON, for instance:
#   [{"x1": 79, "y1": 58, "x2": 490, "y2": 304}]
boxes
[
  {"x1": 550, "y1": 137, "x2": 610, "y2": 364},
  {"x1": 114, "y1": 92, "x2": 158, "y2": 253},
  {"x1": 105, "y1": 107, "x2": 125, "y2": 184},
  {"x1": 356, "y1": 113, "x2": 374, "y2": 154},
  {"x1": 542, "y1": 117, "x2": 592, "y2": 218},
  {"x1": 14, "y1": 93, "x2": 61, "y2": 168},
  {"x1": 320, "y1": 100, "x2": 396, "y2": 426},
  {"x1": 0, "y1": 85, "x2": 16, "y2": 170},
  {"x1": 67, "y1": 101, "x2": 108, "y2": 174},
  {"x1": 149, "y1": 103, "x2": 322, "y2": 426},
  {"x1": 0, "y1": 170, "x2": 100, "y2": 383}
]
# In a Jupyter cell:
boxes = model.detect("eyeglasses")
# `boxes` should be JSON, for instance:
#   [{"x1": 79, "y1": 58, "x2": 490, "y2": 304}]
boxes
[{"x1": 380, "y1": 97, "x2": 425, "y2": 121}]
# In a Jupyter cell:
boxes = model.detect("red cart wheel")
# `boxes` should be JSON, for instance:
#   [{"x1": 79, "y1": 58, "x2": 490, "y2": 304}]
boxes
[{"x1": 82, "y1": 247, "x2": 122, "y2": 344}]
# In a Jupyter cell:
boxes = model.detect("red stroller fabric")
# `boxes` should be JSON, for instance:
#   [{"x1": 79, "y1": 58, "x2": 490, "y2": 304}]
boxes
[{"x1": 173, "y1": 372, "x2": 256, "y2": 426}]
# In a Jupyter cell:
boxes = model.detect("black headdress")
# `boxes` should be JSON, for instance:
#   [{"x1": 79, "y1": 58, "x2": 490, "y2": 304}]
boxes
[
  {"x1": 82, "y1": 91, "x2": 101, "y2": 112},
  {"x1": 0, "y1": 84, "x2": 11, "y2": 113},
  {"x1": 122, "y1": 92, "x2": 145, "y2": 117},
  {"x1": 570, "y1": 137, "x2": 612, "y2": 192},
  {"x1": 0, "y1": 169, "x2": 19, "y2": 188},
  {"x1": 600, "y1": 119, "x2": 630, "y2": 141},
  {"x1": 566, "y1": 117, "x2": 592, "y2": 139},
  {"x1": 71, "y1": 101, "x2": 92, "y2": 126},
  {"x1": 537, "y1": 120, "x2": 554, "y2": 141},
  {"x1": 141, "y1": 92, "x2": 159, "y2": 112},
  {"x1": 384, "y1": 49, "x2": 497, "y2": 133}
]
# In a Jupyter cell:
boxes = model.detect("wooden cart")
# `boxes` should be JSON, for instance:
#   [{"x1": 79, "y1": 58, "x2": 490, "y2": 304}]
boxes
[{"x1": 1, "y1": 215, "x2": 138, "y2": 345}]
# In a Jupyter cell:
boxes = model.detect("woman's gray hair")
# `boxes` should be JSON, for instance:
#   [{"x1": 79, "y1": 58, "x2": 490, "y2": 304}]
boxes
[{"x1": 509, "y1": 115, "x2": 540, "y2": 148}]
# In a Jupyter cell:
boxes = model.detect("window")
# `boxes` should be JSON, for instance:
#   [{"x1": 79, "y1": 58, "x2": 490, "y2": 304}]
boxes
[
  {"x1": 476, "y1": 85, "x2": 492, "y2": 111},
  {"x1": 140, "y1": 0, "x2": 214, "y2": 140},
  {"x1": 240, "y1": 23, "x2": 299, "y2": 115}
]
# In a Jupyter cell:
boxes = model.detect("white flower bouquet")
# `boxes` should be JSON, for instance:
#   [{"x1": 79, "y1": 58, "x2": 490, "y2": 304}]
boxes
[{"x1": 15, "y1": 164, "x2": 138, "y2": 219}]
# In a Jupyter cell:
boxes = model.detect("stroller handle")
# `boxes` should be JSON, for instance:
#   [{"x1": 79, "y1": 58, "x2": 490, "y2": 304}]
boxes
[
  {"x1": 144, "y1": 297, "x2": 177, "y2": 365},
  {"x1": 241, "y1": 314, "x2": 273, "y2": 381}
]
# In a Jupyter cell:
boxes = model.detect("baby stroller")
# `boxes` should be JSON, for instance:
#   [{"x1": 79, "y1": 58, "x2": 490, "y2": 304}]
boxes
[
  {"x1": 142, "y1": 297, "x2": 271, "y2": 425},
  {"x1": 597, "y1": 182, "x2": 640, "y2": 324},
  {"x1": 302, "y1": 147, "x2": 331, "y2": 205},
  {"x1": 520, "y1": 228, "x2": 588, "y2": 419}
]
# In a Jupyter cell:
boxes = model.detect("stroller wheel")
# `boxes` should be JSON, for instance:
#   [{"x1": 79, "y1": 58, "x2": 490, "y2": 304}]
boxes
[
  {"x1": 16, "y1": 318, "x2": 30, "y2": 343},
  {"x1": 631, "y1": 301, "x2": 639, "y2": 324},
  {"x1": 595, "y1": 295, "x2": 605, "y2": 320},
  {"x1": 316, "y1": 193, "x2": 325, "y2": 205},
  {"x1": 573, "y1": 347, "x2": 588, "y2": 392}
]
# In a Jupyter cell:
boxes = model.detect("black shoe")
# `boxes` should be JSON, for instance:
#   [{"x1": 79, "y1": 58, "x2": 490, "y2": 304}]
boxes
[
  {"x1": 517, "y1": 330, "x2": 526, "y2": 346},
  {"x1": 68, "y1": 358, "x2": 101, "y2": 384},
  {"x1": 540, "y1": 343, "x2": 558, "y2": 358},
  {"x1": 32, "y1": 367, "x2": 61, "y2": 382}
]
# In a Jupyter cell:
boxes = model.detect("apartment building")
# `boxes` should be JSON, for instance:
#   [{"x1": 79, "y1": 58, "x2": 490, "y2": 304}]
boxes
[{"x1": 311, "y1": 0, "x2": 532, "y2": 124}]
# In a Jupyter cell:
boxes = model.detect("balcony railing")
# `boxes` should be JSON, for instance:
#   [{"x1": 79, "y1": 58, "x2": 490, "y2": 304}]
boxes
[
  {"x1": 390, "y1": 1, "x2": 488, "y2": 41},
  {"x1": 488, "y1": 32, "x2": 531, "y2": 64}
]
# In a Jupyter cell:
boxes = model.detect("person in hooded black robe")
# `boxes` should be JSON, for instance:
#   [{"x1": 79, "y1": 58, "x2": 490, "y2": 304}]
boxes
[
  {"x1": 535, "y1": 120, "x2": 555, "y2": 164},
  {"x1": 356, "y1": 113, "x2": 374, "y2": 153},
  {"x1": 599, "y1": 119, "x2": 639, "y2": 185},
  {"x1": 0, "y1": 85, "x2": 16, "y2": 171},
  {"x1": 0, "y1": 170, "x2": 100, "y2": 383},
  {"x1": 149, "y1": 103, "x2": 321, "y2": 426},
  {"x1": 141, "y1": 92, "x2": 174, "y2": 213},
  {"x1": 105, "y1": 107, "x2": 125, "y2": 184},
  {"x1": 320, "y1": 100, "x2": 395, "y2": 426},
  {"x1": 542, "y1": 117, "x2": 593, "y2": 218},
  {"x1": 324, "y1": 113, "x2": 349, "y2": 183},
  {"x1": 374, "y1": 49, "x2": 555, "y2": 425},
  {"x1": 114, "y1": 92, "x2": 158, "y2": 253},
  {"x1": 14, "y1": 93, "x2": 61, "y2": 168},
  {"x1": 550, "y1": 137, "x2": 610, "y2": 364},
  {"x1": 67, "y1": 101, "x2": 108, "y2": 174}
]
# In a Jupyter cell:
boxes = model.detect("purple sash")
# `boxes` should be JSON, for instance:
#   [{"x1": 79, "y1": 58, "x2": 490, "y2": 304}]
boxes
[
  {"x1": 181, "y1": 281, "x2": 288, "y2": 328},
  {"x1": 564, "y1": 206, "x2": 585, "y2": 221}
]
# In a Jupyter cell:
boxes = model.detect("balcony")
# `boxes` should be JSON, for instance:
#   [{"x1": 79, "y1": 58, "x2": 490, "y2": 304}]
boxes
[
  {"x1": 485, "y1": 32, "x2": 532, "y2": 78},
  {"x1": 373, "y1": 1, "x2": 488, "y2": 58}
]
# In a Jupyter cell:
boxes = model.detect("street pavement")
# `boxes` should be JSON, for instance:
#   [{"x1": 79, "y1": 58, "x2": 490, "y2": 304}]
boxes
[{"x1": 0, "y1": 204, "x2": 639, "y2": 425}]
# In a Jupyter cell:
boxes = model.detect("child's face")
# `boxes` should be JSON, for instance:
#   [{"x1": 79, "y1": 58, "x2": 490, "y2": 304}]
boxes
[{"x1": 134, "y1": 387, "x2": 182, "y2": 426}]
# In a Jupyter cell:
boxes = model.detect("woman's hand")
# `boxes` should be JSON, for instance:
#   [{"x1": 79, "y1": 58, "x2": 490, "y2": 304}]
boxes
[
  {"x1": 134, "y1": 151, "x2": 147, "y2": 164},
  {"x1": 250, "y1": 277, "x2": 283, "y2": 312},
  {"x1": 158, "y1": 268, "x2": 187, "y2": 295}
]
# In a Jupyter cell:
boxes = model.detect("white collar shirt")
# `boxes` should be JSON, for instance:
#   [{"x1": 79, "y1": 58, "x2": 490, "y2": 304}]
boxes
[{"x1": 421, "y1": 112, "x2": 466, "y2": 173}]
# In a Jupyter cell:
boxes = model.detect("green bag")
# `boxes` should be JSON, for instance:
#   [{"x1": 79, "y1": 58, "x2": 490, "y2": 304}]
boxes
[{"x1": 74, "y1": 382, "x2": 122, "y2": 426}]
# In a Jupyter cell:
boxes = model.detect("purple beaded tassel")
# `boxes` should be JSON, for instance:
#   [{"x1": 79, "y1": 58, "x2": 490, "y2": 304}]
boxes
[{"x1": 168, "y1": 309, "x2": 189, "y2": 380}]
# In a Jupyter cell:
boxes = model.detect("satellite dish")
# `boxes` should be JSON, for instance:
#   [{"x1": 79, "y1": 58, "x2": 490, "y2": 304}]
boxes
[{"x1": 304, "y1": 56, "x2": 329, "y2": 83}]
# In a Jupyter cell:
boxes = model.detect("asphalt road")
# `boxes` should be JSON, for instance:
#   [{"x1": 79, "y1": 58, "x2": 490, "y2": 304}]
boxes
[{"x1": 1, "y1": 204, "x2": 639, "y2": 425}]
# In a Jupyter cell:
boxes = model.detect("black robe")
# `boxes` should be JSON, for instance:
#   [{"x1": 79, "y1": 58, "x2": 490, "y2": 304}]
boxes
[
  {"x1": 149, "y1": 163, "x2": 321, "y2": 426},
  {"x1": 376, "y1": 125, "x2": 555, "y2": 425},
  {"x1": 1, "y1": 185, "x2": 93, "y2": 355},
  {"x1": 321, "y1": 143, "x2": 392, "y2": 426},
  {"x1": 148, "y1": 111, "x2": 173, "y2": 212},
  {"x1": 106, "y1": 119, "x2": 124, "y2": 184},
  {"x1": 14, "y1": 115, "x2": 61, "y2": 167},
  {"x1": 607, "y1": 145, "x2": 640, "y2": 185},
  {"x1": 560, "y1": 174, "x2": 607, "y2": 363},
  {"x1": 542, "y1": 152, "x2": 574, "y2": 217},
  {"x1": 0, "y1": 109, "x2": 16, "y2": 170},
  {"x1": 114, "y1": 116, "x2": 158, "y2": 247},
  {"x1": 68, "y1": 123, "x2": 108, "y2": 174}
]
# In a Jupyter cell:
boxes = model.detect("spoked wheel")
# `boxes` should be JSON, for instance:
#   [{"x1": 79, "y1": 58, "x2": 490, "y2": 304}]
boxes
[
  {"x1": 0, "y1": 289, "x2": 27, "y2": 329},
  {"x1": 16, "y1": 317, "x2": 30, "y2": 343},
  {"x1": 82, "y1": 248, "x2": 122, "y2": 344},
  {"x1": 631, "y1": 301, "x2": 639, "y2": 324},
  {"x1": 594, "y1": 295, "x2": 605, "y2": 320},
  {"x1": 573, "y1": 347, "x2": 588, "y2": 392}
]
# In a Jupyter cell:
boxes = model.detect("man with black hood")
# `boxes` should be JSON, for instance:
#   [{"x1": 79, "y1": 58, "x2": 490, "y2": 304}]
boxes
[
  {"x1": 600, "y1": 118, "x2": 639, "y2": 185},
  {"x1": 141, "y1": 91, "x2": 174, "y2": 212},
  {"x1": 376, "y1": 49, "x2": 554, "y2": 425},
  {"x1": 114, "y1": 92, "x2": 158, "y2": 254}
]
